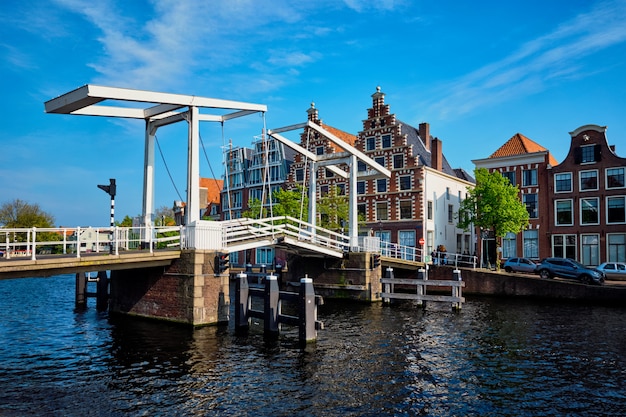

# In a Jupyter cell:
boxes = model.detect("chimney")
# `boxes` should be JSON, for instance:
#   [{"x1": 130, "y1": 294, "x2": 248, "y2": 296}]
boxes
[
  {"x1": 419, "y1": 123, "x2": 430, "y2": 151},
  {"x1": 431, "y1": 137, "x2": 443, "y2": 171}
]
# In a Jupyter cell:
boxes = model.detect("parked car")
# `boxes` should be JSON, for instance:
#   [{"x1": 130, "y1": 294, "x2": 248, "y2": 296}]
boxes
[
  {"x1": 535, "y1": 257, "x2": 605, "y2": 285},
  {"x1": 595, "y1": 262, "x2": 626, "y2": 281},
  {"x1": 503, "y1": 257, "x2": 537, "y2": 273}
]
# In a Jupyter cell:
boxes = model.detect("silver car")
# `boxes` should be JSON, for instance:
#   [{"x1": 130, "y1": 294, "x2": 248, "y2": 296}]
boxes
[
  {"x1": 503, "y1": 257, "x2": 537, "y2": 273},
  {"x1": 596, "y1": 262, "x2": 626, "y2": 281}
]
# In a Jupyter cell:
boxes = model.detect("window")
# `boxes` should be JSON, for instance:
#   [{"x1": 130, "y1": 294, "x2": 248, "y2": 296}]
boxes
[
  {"x1": 581, "y1": 234, "x2": 600, "y2": 266},
  {"x1": 580, "y1": 197, "x2": 599, "y2": 225},
  {"x1": 398, "y1": 230, "x2": 416, "y2": 261},
  {"x1": 608, "y1": 234, "x2": 626, "y2": 262},
  {"x1": 357, "y1": 203, "x2": 366, "y2": 219},
  {"x1": 502, "y1": 171, "x2": 516, "y2": 186},
  {"x1": 295, "y1": 168, "x2": 304, "y2": 182},
  {"x1": 580, "y1": 144, "x2": 598, "y2": 163},
  {"x1": 579, "y1": 170, "x2": 598, "y2": 191},
  {"x1": 446, "y1": 187, "x2": 450, "y2": 200},
  {"x1": 607, "y1": 196, "x2": 626, "y2": 223},
  {"x1": 358, "y1": 161, "x2": 367, "y2": 172},
  {"x1": 376, "y1": 179, "x2": 387, "y2": 193},
  {"x1": 256, "y1": 247, "x2": 274, "y2": 265},
  {"x1": 375, "y1": 156, "x2": 385, "y2": 167},
  {"x1": 556, "y1": 199, "x2": 573, "y2": 225},
  {"x1": 400, "y1": 200, "x2": 412, "y2": 219},
  {"x1": 552, "y1": 234, "x2": 576, "y2": 259},
  {"x1": 382, "y1": 134, "x2": 391, "y2": 148},
  {"x1": 607, "y1": 168, "x2": 625, "y2": 189},
  {"x1": 523, "y1": 193, "x2": 538, "y2": 218},
  {"x1": 399, "y1": 175, "x2": 411, "y2": 190},
  {"x1": 503, "y1": 232, "x2": 517, "y2": 258},
  {"x1": 448, "y1": 204, "x2": 454, "y2": 223},
  {"x1": 555, "y1": 173, "x2": 572, "y2": 192},
  {"x1": 522, "y1": 169, "x2": 537, "y2": 186},
  {"x1": 325, "y1": 169, "x2": 334, "y2": 178},
  {"x1": 316, "y1": 146, "x2": 324, "y2": 155},
  {"x1": 320, "y1": 185, "x2": 329, "y2": 196},
  {"x1": 337, "y1": 184, "x2": 346, "y2": 195},
  {"x1": 357, "y1": 181, "x2": 365, "y2": 195},
  {"x1": 366, "y1": 137, "x2": 375, "y2": 151},
  {"x1": 427, "y1": 201, "x2": 433, "y2": 220},
  {"x1": 376, "y1": 202, "x2": 388, "y2": 221},
  {"x1": 523, "y1": 230, "x2": 538, "y2": 258},
  {"x1": 393, "y1": 154, "x2": 403, "y2": 169}
]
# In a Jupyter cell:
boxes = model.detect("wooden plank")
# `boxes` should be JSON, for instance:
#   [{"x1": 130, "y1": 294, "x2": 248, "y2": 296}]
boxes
[
  {"x1": 380, "y1": 292, "x2": 465, "y2": 303},
  {"x1": 380, "y1": 278, "x2": 465, "y2": 287}
]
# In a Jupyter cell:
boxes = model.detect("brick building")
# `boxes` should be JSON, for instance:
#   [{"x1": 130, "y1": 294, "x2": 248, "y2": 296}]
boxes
[
  {"x1": 547, "y1": 125, "x2": 626, "y2": 265},
  {"x1": 473, "y1": 133, "x2": 558, "y2": 261},
  {"x1": 288, "y1": 87, "x2": 475, "y2": 259}
]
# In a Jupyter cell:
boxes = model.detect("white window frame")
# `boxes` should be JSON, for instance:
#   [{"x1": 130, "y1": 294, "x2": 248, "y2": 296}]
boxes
[
  {"x1": 580, "y1": 197, "x2": 600, "y2": 225},
  {"x1": 606, "y1": 195, "x2": 626, "y2": 224},
  {"x1": 555, "y1": 199, "x2": 574, "y2": 226},
  {"x1": 554, "y1": 172, "x2": 572, "y2": 193},
  {"x1": 579, "y1": 169, "x2": 599, "y2": 192},
  {"x1": 606, "y1": 167, "x2": 625, "y2": 189}
]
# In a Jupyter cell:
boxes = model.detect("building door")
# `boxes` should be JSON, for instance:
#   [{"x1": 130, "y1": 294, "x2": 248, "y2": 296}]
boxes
[{"x1": 398, "y1": 230, "x2": 416, "y2": 260}]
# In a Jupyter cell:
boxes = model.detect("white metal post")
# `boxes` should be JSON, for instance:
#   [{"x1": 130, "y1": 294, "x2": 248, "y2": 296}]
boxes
[
  {"x1": 187, "y1": 106, "x2": 200, "y2": 225},
  {"x1": 348, "y1": 155, "x2": 358, "y2": 250},
  {"x1": 142, "y1": 121, "x2": 156, "y2": 238}
]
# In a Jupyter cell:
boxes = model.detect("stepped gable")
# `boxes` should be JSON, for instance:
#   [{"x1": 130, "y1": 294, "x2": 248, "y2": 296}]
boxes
[{"x1": 490, "y1": 133, "x2": 559, "y2": 166}]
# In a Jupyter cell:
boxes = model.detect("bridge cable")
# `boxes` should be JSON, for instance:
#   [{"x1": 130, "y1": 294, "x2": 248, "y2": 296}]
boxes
[
  {"x1": 155, "y1": 135, "x2": 184, "y2": 201},
  {"x1": 299, "y1": 127, "x2": 311, "y2": 223}
]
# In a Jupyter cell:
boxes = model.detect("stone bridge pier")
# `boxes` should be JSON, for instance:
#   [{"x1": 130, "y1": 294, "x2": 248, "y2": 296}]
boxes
[{"x1": 109, "y1": 250, "x2": 229, "y2": 326}]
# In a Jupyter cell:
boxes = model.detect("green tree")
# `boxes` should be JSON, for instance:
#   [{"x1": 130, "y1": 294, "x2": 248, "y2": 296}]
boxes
[
  {"x1": 457, "y1": 168, "x2": 529, "y2": 267},
  {"x1": 116, "y1": 215, "x2": 134, "y2": 227},
  {"x1": 243, "y1": 186, "x2": 309, "y2": 221},
  {"x1": 0, "y1": 199, "x2": 55, "y2": 228},
  {"x1": 318, "y1": 186, "x2": 349, "y2": 230}
]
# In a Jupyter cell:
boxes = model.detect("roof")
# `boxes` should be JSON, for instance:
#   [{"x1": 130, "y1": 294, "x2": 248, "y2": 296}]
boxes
[
  {"x1": 490, "y1": 133, "x2": 559, "y2": 166},
  {"x1": 200, "y1": 178, "x2": 224, "y2": 204},
  {"x1": 323, "y1": 124, "x2": 358, "y2": 150},
  {"x1": 399, "y1": 120, "x2": 474, "y2": 181}
]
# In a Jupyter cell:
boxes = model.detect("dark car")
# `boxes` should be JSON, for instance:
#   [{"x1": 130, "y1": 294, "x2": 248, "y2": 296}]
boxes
[
  {"x1": 503, "y1": 257, "x2": 537, "y2": 273},
  {"x1": 535, "y1": 257, "x2": 605, "y2": 285}
]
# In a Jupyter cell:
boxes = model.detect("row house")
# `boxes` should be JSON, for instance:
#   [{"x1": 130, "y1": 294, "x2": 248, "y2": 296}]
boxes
[
  {"x1": 548, "y1": 125, "x2": 625, "y2": 265},
  {"x1": 475, "y1": 124, "x2": 625, "y2": 266},
  {"x1": 221, "y1": 136, "x2": 294, "y2": 266},
  {"x1": 173, "y1": 177, "x2": 224, "y2": 225},
  {"x1": 287, "y1": 87, "x2": 475, "y2": 259},
  {"x1": 473, "y1": 134, "x2": 558, "y2": 263}
]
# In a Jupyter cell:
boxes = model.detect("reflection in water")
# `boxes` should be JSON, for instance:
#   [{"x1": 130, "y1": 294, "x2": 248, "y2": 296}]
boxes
[{"x1": 0, "y1": 275, "x2": 625, "y2": 416}]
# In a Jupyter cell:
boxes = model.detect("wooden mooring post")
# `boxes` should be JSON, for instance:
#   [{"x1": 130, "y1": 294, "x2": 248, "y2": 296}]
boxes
[
  {"x1": 75, "y1": 271, "x2": 109, "y2": 311},
  {"x1": 234, "y1": 273, "x2": 324, "y2": 343},
  {"x1": 380, "y1": 268, "x2": 465, "y2": 310}
]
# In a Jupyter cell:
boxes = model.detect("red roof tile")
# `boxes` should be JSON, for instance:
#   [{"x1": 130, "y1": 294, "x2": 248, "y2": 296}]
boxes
[
  {"x1": 200, "y1": 178, "x2": 224, "y2": 204},
  {"x1": 490, "y1": 133, "x2": 558, "y2": 166}
]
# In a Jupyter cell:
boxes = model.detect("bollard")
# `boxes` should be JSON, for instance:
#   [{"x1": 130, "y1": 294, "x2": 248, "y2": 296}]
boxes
[
  {"x1": 383, "y1": 267, "x2": 394, "y2": 303},
  {"x1": 299, "y1": 276, "x2": 317, "y2": 342},
  {"x1": 260, "y1": 264, "x2": 267, "y2": 274},
  {"x1": 264, "y1": 275, "x2": 279, "y2": 334},
  {"x1": 75, "y1": 272, "x2": 87, "y2": 310},
  {"x1": 417, "y1": 268, "x2": 426, "y2": 308},
  {"x1": 245, "y1": 263, "x2": 253, "y2": 273},
  {"x1": 96, "y1": 271, "x2": 109, "y2": 311},
  {"x1": 452, "y1": 269, "x2": 462, "y2": 311},
  {"x1": 275, "y1": 264, "x2": 283, "y2": 287},
  {"x1": 235, "y1": 273, "x2": 250, "y2": 330}
]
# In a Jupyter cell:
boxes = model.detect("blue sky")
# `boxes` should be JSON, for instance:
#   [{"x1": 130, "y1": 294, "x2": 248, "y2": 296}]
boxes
[{"x1": 1, "y1": 0, "x2": 625, "y2": 227}]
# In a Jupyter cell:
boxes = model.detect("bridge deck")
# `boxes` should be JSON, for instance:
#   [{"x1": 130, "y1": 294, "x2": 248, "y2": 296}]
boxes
[{"x1": 0, "y1": 250, "x2": 181, "y2": 279}]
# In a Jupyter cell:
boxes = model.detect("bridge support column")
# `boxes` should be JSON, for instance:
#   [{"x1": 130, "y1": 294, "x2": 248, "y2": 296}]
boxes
[
  {"x1": 75, "y1": 272, "x2": 87, "y2": 310},
  {"x1": 96, "y1": 271, "x2": 109, "y2": 311}
]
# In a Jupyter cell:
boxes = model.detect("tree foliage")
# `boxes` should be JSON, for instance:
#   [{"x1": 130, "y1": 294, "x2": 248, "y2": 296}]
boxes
[
  {"x1": 0, "y1": 199, "x2": 55, "y2": 228},
  {"x1": 457, "y1": 168, "x2": 529, "y2": 239},
  {"x1": 243, "y1": 186, "x2": 309, "y2": 220},
  {"x1": 318, "y1": 186, "x2": 349, "y2": 230}
]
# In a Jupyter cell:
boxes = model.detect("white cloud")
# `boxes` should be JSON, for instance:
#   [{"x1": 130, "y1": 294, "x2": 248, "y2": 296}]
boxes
[{"x1": 425, "y1": 0, "x2": 626, "y2": 119}]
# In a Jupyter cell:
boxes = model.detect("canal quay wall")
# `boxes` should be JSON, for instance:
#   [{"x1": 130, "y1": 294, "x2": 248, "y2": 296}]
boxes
[
  {"x1": 109, "y1": 250, "x2": 229, "y2": 326},
  {"x1": 413, "y1": 265, "x2": 626, "y2": 305}
]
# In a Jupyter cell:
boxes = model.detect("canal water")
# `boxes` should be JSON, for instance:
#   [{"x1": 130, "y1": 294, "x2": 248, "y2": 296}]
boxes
[{"x1": 0, "y1": 274, "x2": 624, "y2": 416}]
